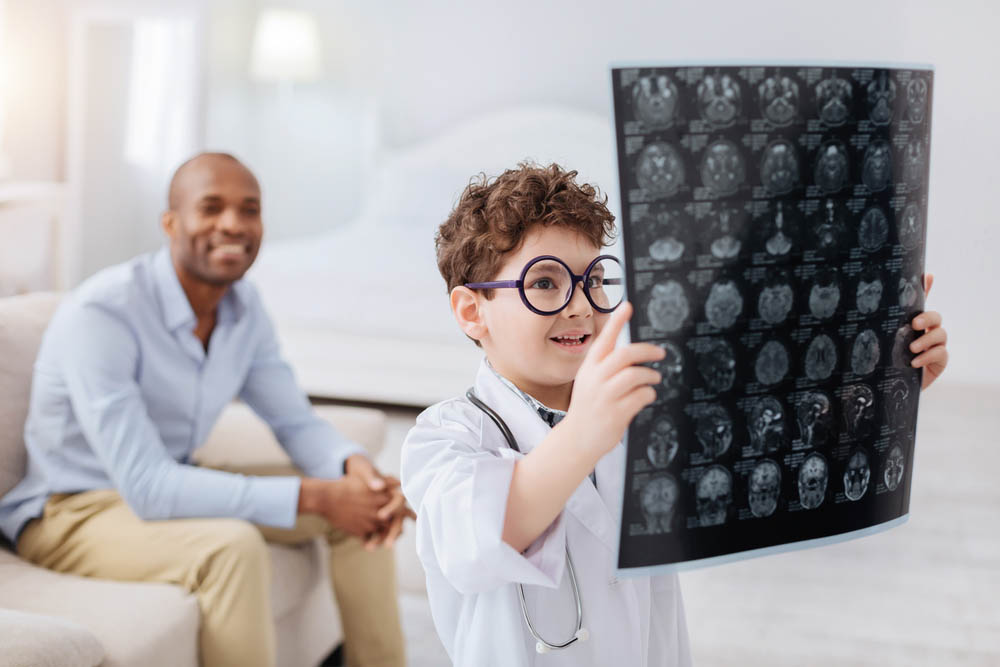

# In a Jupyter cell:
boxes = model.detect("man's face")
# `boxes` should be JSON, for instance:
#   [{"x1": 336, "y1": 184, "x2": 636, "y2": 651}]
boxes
[
  {"x1": 164, "y1": 157, "x2": 263, "y2": 286},
  {"x1": 478, "y1": 226, "x2": 610, "y2": 394}
]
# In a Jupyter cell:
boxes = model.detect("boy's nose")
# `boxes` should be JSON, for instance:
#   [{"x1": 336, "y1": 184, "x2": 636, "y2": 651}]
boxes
[{"x1": 563, "y1": 282, "x2": 593, "y2": 318}]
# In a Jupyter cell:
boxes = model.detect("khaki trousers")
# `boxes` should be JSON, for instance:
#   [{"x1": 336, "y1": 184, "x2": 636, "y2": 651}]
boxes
[{"x1": 17, "y1": 464, "x2": 405, "y2": 667}]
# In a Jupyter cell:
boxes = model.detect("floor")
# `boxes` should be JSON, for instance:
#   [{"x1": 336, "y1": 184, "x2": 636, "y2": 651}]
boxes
[{"x1": 373, "y1": 382, "x2": 1000, "y2": 666}]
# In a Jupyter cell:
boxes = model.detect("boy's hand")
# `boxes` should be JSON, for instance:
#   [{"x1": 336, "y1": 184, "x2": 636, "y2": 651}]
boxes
[
  {"x1": 566, "y1": 301, "x2": 665, "y2": 456},
  {"x1": 911, "y1": 273, "x2": 948, "y2": 390}
]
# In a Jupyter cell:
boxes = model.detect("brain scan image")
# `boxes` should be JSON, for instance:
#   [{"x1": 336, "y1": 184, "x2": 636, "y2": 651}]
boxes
[
  {"x1": 639, "y1": 473, "x2": 680, "y2": 534},
  {"x1": 646, "y1": 416, "x2": 680, "y2": 468},
  {"x1": 843, "y1": 448, "x2": 872, "y2": 501},
  {"x1": 646, "y1": 210, "x2": 689, "y2": 264},
  {"x1": 759, "y1": 202, "x2": 798, "y2": 258},
  {"x1": 816, "y1": 75, "x2": 852, "y2": 126},
  {"x1": 798, "y1": 452, "x2": 829, "y2": 509},
  {"x1": 697, "y1": 73, "x2": 741, "y2": 127},
  {"x1": 650, "y1": 341, "x2": 685, "y2": 402},
  {"x1": 855, "y1": 267, "x2": 885, "y2": 315},
  {"x1": 851, "y1": 328, "x2": 882, "y2": 377},
  {"x1": 862, "y1": 139, "x2": 893, "y2": 192},
  {"x1": 814, "y1": 142, "x2": 850, "y2": 193},
  {"x1": 797, "y1": 390, "x2": 834, "y2": 449},
  {"x1": 902, "y1": 140, "x2": 927, "y2": 190},
  {"x1": 898, "y1": 203, "x2": 923, "y2": 251},
  {"x1": 884, "y1": 443, "x2": 905, "y2": 491},
  {"x1": 807, "y1": 268, "x2": 842, "y2": 321},
  {"x1": 760, "y1": 139, "x2": 800, "y2": 195},
  {"x1": 810, "y1": 199, "x2": 847, "y2": 255},
  {"x1": 705, "y1": 279, "x2": 744, "y2": 329},
  {"x1": 858, "y1": 206, "x2": 890, "y2": 252},
  {"x1": 884, "y1": 375, "x2": 917, "y2": 428},
  {"x1": 906, "y1": 77, "x2": 928, "y2": 124},
  {"x1": 755, "y1": 340, "x2": 790, "y2": 386},
  {"x1": 758, "y1": 73, "x2": 799, "y2": 126},
  {"x1": 804, "y1": 333, "x2": 838, "y2": 381},
  {"x1": 758, "y1": 274, "x2": 795, "y2": 325},
  {"x1": 696, "y1": 465, "x2": 733, "y2": 526},
  {"x1": 695, "y1": 404, "x2": 733, "y2": 459},
  {"x1": 647, "y1": 280, "x2": 690, "y2": 333},
  {"x1": 748, "y1": 459, "x2": 782, "y2": 518},
  {"x1": 636, "y1": 142, "x2": 685, "y2": 198},
  {"x1": 633, "y1": 73, "x2": 680, "y2": 128},
  {"x1": 705, "y1": 207, "x2": 746, "y2": 260},
  {"x1": 891, "y1": 323, "x2": 919, "y2": 370},
  {"x1": 701, "y1": 139, "x2": 746, "y2": 196},
  {"x1": 697, "y1": 339, "x2": 736, "y2": 393},
  {"x1": 748, "y1": 396, "x2": 786, "y2": 454},
  {"x1": 842, "y1": 384, "x2": 876, "y2": 440},
  {"x1": 866, "y1": 71, "x2": 896, "y2": 125},
  {"x1": 898, "y1": 274, "x2": 922, "y2": 310}
]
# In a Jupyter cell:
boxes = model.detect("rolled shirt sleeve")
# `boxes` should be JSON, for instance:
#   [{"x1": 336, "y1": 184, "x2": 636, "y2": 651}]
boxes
[{"x1": 238, "y1": 303, "x2": 367, "y2": 480}]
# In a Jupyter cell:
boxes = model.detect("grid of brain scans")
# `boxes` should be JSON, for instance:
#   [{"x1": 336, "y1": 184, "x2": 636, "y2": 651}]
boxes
[{"x1": 613, "y1": 64, "x2": 931, "y2": 572}]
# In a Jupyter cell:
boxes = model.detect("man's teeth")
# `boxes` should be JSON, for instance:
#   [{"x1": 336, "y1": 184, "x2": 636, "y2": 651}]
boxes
[
  {"x1": 553, "y1": 334, "x2": 587, "y2": 345},
  {"x1": 215, "y1": 244, "x2": 245, "y2": 254}
]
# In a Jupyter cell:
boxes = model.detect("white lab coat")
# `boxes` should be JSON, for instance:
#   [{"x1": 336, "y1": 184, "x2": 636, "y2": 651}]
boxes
[{"x1": 401, "y1": 360, "x2": 692, "y2": 667}]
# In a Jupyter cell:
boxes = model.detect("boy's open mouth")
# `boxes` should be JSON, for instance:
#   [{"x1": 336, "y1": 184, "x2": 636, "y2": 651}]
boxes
[{"x1": 550, "y1": 334, "x2": 590, "y2": 347}]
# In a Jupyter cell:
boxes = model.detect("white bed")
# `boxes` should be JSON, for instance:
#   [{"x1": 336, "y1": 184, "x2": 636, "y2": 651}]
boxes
[{"x1": 248, "y1": 106, "x2": 622, "y2": 407}]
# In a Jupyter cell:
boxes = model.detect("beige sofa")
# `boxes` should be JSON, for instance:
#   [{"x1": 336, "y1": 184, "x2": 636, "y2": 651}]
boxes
[{"x1": 0, "y1": 292, "x2": 389, "y2": 667}]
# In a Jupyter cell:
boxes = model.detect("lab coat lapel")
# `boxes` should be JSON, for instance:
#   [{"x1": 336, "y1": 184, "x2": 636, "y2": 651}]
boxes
[
  {"x1": 472, "y1": 360, "x2": 620, "y2": 552},
  {"x1": 473, "y1": 361, "x2": 551, "y2": 456}
]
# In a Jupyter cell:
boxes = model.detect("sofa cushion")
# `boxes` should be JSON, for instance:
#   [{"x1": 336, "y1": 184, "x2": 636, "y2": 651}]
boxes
[
  {"x1": 0, "y1": 548, "x2": 199, "y2": 667},
  {"x1": 0, "y1": 293, "x2": 62, "y2": 498},
  {"x1": 269, "y1": 539, "x2": 326, "y2": 621},
  {"x1": 0, "y1": 607, "x2": 104, "y2": 667},
  {"x1": 0, "y1": 537, "x2": 327, "y2": 667}
]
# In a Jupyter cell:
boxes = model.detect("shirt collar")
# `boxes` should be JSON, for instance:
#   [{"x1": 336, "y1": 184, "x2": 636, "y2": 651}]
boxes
[
  {"x1": 152, "y1": 247, "x2": 248, "y2": 331},
  {"x1": 486, "y1": 360, "x2": 567, "y2": 429}
]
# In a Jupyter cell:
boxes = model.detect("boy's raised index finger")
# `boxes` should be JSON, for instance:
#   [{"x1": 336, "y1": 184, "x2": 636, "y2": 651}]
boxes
[{"x1": 590, "y1": 301, "x2": 633, "y2": 360}]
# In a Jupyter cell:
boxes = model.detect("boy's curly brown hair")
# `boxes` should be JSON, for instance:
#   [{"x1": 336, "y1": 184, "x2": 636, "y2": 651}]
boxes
[{"x1": 435, "y1": 162, "x2": 616, "y2": 301}]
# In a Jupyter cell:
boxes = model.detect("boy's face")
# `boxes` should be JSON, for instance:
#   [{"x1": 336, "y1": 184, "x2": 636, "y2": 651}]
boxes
[{"x1": 476, "y1": 225, "x2": 611, "y2": 401}]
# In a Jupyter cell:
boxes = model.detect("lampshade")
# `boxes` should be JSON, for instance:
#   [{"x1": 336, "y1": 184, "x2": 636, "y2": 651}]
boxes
[{"x1": 249, "y1": 8, "x2": 322, "y2": 83}]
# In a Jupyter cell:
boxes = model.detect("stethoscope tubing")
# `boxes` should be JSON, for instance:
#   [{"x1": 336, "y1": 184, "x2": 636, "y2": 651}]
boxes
[{"x1": 466, "y1": 388, "x2": 587, "y2": 653}]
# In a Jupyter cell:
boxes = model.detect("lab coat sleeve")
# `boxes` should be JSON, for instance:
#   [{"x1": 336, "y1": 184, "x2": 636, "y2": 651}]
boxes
[{"x1": 401, "y1": 400, "x2": 568, "y2": 595}]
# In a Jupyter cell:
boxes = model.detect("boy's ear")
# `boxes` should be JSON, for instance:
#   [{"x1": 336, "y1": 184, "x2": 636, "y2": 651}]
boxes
[{"x1": 450, "y1": 286, "x2": 488, "y2": 342}]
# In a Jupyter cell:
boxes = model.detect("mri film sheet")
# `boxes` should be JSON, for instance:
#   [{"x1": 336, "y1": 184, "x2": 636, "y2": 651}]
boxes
[{"x1": 613, "y1": 64, "x2": 932, "y2": 574}]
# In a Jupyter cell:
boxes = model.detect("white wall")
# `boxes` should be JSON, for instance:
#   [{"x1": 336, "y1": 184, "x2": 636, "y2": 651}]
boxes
[
  {"x1": 0, "y1": 0, "x2": 68, "y2": 181},
  {"x1": 203, "y1": 0, "x2": 384, "y2": 239}
]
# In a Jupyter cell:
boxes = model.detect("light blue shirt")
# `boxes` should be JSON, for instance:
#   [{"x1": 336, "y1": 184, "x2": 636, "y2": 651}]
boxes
[{"x1": 0, "y1": 248, "x2": 365, "y2": 544}]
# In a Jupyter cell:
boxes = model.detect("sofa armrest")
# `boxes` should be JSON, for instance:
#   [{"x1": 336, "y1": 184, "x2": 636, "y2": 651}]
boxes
[
  {"x1": 0, "y1": 607, "x2": 104, "y2": 667},
  {"x1": 193, "y1": 402, "x2": 387, "y2": 470}
]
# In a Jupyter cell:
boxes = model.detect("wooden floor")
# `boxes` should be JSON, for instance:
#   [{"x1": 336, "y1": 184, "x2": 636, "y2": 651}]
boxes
[{"x1": 379, "y1": 382, "x2": 1000, "y2": 666}]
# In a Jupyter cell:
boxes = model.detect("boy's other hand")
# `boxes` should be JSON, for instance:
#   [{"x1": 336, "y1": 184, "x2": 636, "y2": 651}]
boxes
[
  {"x1": 566, "y1": 301, "x2": 665, "y2": 456},
  {"x1": 911, "y1": 273, "x2": 948, "y2": 390}
]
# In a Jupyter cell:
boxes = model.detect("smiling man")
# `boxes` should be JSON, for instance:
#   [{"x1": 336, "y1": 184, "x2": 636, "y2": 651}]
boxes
[{"x1": 0, "y1": 153, "x2": 407, "y2": 667}]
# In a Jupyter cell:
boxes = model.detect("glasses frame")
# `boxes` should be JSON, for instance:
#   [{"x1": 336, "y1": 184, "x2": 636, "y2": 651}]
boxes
[{"x1": 464, "y1": 254, "x2": 624, "y2": 316}]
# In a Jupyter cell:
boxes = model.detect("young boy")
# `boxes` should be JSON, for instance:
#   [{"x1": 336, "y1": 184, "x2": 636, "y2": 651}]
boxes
[{"x1": 401, "y1": 163, "x2": 948, "y2": 666}]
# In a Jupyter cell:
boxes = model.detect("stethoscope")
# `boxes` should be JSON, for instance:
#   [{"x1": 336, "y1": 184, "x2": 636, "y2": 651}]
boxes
[{"x1": 466, "y1": 388, "x2": 590, "y2": 655}]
